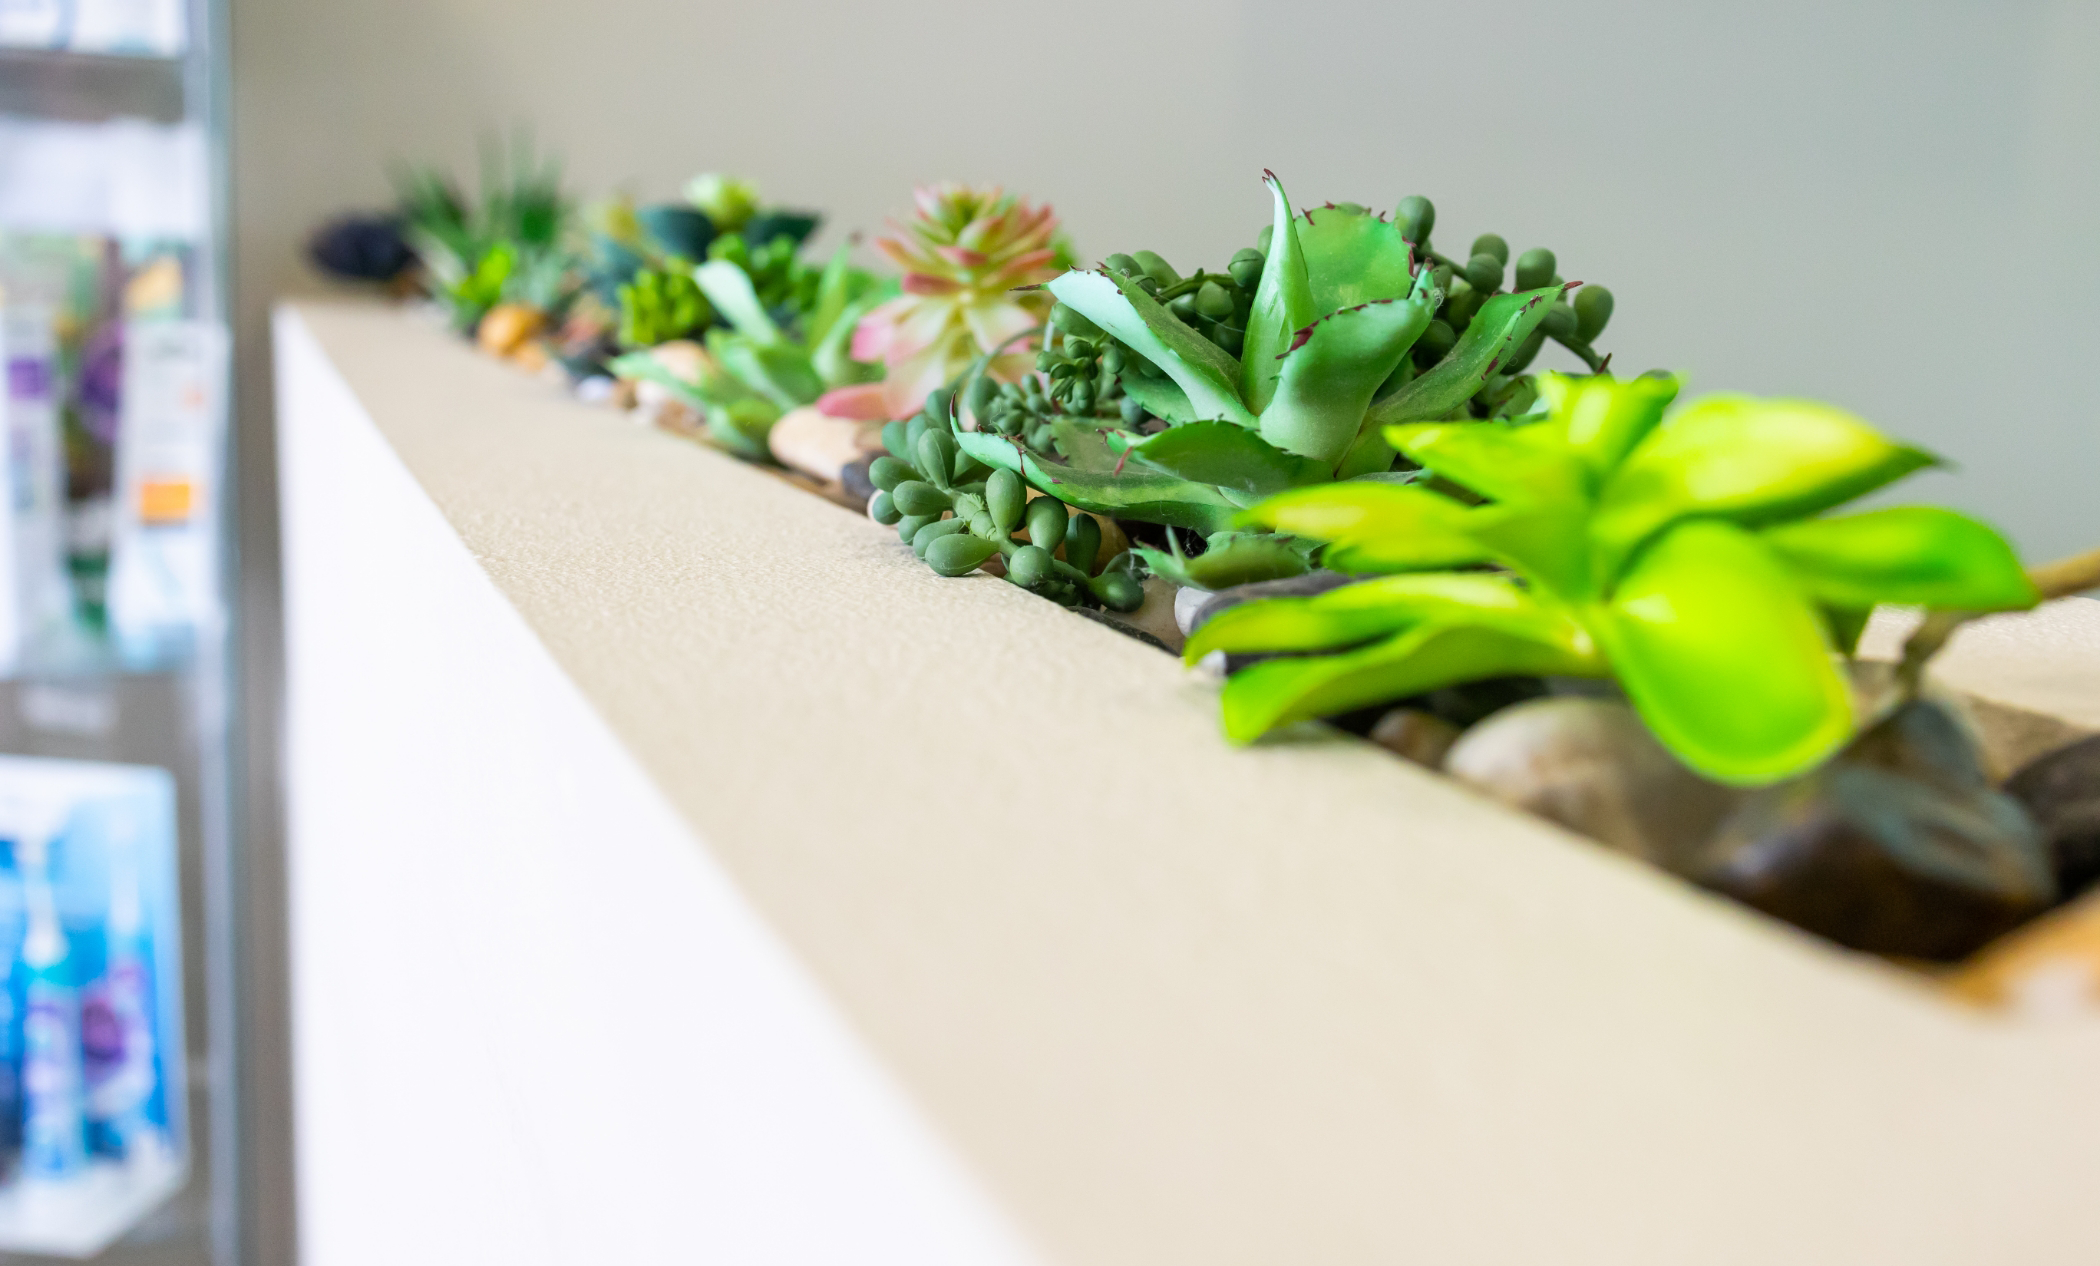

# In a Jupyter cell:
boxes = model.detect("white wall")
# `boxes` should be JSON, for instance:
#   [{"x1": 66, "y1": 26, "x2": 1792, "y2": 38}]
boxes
[{"x1": 234, "y1": 0, "x2": 2100, "y2": 559}]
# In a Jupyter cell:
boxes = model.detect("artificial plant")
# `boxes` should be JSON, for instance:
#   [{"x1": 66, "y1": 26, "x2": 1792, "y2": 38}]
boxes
[
  {"x1": 393, "y1": 136, "x2": 578, "y2": 333},
  {"x1": 608, "y1": 243, "x2": 888, "y2": 459},
  {"x1": 950, "y1": 172, "x2": 1616, "y2": 584},
  {"x1": 863, "y1": 391, "x2": 1143, "y2": 610},
  {"x1": 1182, "y1": 372, "x2": 2039, "y2": 784},
  {"x1": 818, "y1": 184, "x2": 1069, "y2": 423}
]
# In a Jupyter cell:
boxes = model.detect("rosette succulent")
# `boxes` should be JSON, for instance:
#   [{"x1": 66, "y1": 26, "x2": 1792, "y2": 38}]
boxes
[
  {"x1": 1184, "y1": 373, "x2": 2040, "y2": 784},
  {"x1": 819, "y1": 184, "x2": 1065, "y2": 423}
]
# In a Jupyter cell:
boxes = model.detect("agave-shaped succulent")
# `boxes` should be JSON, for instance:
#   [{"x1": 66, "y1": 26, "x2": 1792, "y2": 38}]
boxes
[
  {"x1": 819, "y1": 184, "x2": 1063, "y2": 422},
  {"x1": 952, "y1": 172, "x2": 1576, "y2": 541}
]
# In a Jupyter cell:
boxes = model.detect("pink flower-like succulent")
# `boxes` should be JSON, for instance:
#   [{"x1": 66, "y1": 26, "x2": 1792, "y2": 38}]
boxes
[{"x1": 818, "y1": 184, "x2": 1060, "y2": 422}]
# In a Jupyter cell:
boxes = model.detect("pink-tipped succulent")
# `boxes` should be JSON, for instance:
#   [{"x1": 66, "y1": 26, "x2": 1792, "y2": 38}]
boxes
[{"x1": 819, "y1": 184, "x2": 1062, "y2": 422}]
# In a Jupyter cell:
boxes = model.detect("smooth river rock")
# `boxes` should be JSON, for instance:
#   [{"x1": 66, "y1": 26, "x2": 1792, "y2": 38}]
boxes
[
  {"x1": 1682, "y1": 699, "x2": 2055, "y2": 961},
  {"x1": 2004, "y1": 733, "x2": 2100, "y2": 900},
  {"x1": 1443, "y1": 697, "x2": 1745, "y2": 865},
  {"x1": 1367, "y1": 708, "x2": 1463, "y2": 768}
]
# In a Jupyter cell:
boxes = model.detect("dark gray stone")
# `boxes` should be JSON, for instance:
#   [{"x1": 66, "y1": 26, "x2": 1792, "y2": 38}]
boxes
[
  {"x1": 841, "y1": 456, "x2": 878, "y2": 504},
  {"x1": 1186, "y1": 570, "x2": 1357, "y2": 635},
  {"x1": 1074, "y1": 606, "x2": 1173, "y2": 654},
  {"x1": 1682, "y1": 700, "x2": 2055, "y2": 961},
  {"x1": 2004, "y1": 734, "x2": 2100, "y2": 900}
]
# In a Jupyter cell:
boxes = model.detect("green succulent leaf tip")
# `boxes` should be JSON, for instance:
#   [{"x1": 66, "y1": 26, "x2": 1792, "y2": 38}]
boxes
[{"x1": 1213, "y1": 374, "x2": 2036, "y2": 785}]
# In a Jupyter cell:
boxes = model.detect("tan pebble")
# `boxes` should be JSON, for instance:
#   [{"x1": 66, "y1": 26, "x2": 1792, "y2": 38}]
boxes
[
  {"x1": 768, "y1": 406, "x2": 885, "y2": 482},
  {"x1": 508, "y1": 340, "x2": 551, "y2": 374},
  {"x1": 1369, "y1": 709, "x2": 1462, "y2": 769},
  {"x1": 1948, "y1": 891, "x2": 2100, "y2": 1016},
  {"x1": 476, "y1": 303, "x2": 546, "y2": 357}
]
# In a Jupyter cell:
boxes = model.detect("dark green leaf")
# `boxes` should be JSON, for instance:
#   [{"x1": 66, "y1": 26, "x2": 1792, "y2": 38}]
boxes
[
  {"x1": 952, "y1": 424, "x2": 1241, "y2": 533},
  {"x1": 1130, "y1": 421, "x2": 1330, "y2": 500},
  {"x1": 1365, "y1": 284, "x2": 1567, "y2": 427},
  {"x1": 1047, "y1": 271, "x2": 1253, "y2": 427},
  {"x1": 1133, "y1": 534, "x2": 1311, "y2": 590},
  {"x1": 1256, "y1": 297, "x2": 1432, "y2": 464},
  {"x1": 1241, "y1": 173, "x2": 1319, "y2": 414},
  {"x1": 1119, "y1": 372, "x2": 1195, "y2": 424}
]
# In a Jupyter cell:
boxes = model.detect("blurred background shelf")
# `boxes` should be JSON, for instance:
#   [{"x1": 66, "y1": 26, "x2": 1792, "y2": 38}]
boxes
[{"x1": 0, "y1": 50, "x2": 186, "y2": 124}]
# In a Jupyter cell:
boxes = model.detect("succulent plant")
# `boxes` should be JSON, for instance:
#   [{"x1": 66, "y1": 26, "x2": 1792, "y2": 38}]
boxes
[
  {"x1": 862, "y1": 392, "x2": 1143, "y2": 608},
  {"x1": 1184, "y1": 373, "x2": 2039, "y2": 785},
  {"x1": 819, "y1": 184, "x2": 1067, "y2": 423},
  {"x1": 393, "y1": 135, "x2": 578, "y2": 333},
  {"x1": 685, "y1": 173, "x2": 762, "y2": 233},
  {"x1": 616, "y1": 258, "x2": 711, "y2": 349},
  {"x1": 609, "y1": 243, "x2": 887, "y2": 458},
  {"x1": 951, "y1": 173, "x2": 1613, "y2": 583},
  {"x1": 583, "y1": 176, "x2": 823, "y2": 320}
]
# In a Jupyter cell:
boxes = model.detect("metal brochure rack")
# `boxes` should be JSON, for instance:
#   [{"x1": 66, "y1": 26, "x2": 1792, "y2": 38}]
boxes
[{"x1": 0, "y1": 0, "x2": 239, "y2": 1260}]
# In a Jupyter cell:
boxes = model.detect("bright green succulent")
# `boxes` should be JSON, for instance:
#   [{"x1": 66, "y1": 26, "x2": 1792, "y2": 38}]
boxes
[
  {"x1": 616, "y1": 258, "x2": 711, "y2": 348},
  {"x1": 953, "y1": 172, "x2": 1609, "y2": 586},
  {"x1": 1183, "y1": 373, "x2": 2040, "y2": 784},
  {"x1": 608, "y1": 244, "x2": 888, "y2": 459}
]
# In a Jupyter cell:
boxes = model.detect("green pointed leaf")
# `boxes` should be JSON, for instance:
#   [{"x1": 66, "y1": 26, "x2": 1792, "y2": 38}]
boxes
[
  {"x1": 1218, "y1": 618, "x2": 1600, "y2": 743},
  {"x1": 1759, "y1": 506, "x2": 2039, "y2": 612},
  {"x1": 694, "y1": 260, "x2": 783, "y2": 344},
  {"x1": 1384, "y1": 418, "x2": 1588, "y2": 506},
  {"x1": 1332, "y1": 426, "x2": 1398, "y2": 481},
  {"x1": 1591, "y1": 395, "x2": 1937, "y2": 583},
  {"x1": 1049, "y1": 419, "x2": 1123, "y2": 473},
  {"x1": 1534, "y1": 371, "x2": 1679, "y2": 489},
  {"x1": 1119, "y1": 372, "x2": 1195, "y2": 424},
  {"x1": 1134, "y1": 533, "x2": 1311, "y2": 590},
  {"x1": 1130, "y1": 420, "x2": 1330, "y2": 499},
  {"x1": 1047, "y1": 271, "x2": 1254, "y2": 427},
  {"x1": 1241, "y1": 173, "x2": 1319, "y2": 414},
  {"x1": 1591, "y1": 519, "x2": 1852, "y2": 785},
  {"x1": 706, "y1": 329, "x2": 821, "y2": 410},
  {"x1": 1257, "y1": 297, "x2": 1433, "y2": 464},
  {"x1": 952, "y1": 424, "x2": 1241, "y2": 533},
  {"x1": 1365, "y1": 284, "x2": 1567, "y2": 426},
  {"x1": 705, "y1": 397, "x2": 781, "y2": 461},
  {"x1": 811, "y1": 290, "x2": 885, "y2": 388},
  {"x1": 607, "y1": 349, "x2": 724, "y2": 414},
  {"x1": 1237, "y1": 481, "x2": 1488, "y2": 575},
  {"x1": 806, "y1": 242, "x2": 856, "y2": 347},
  {"x1": 1296, "y1": 204, "x2": 1421, "y2": 313}
]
